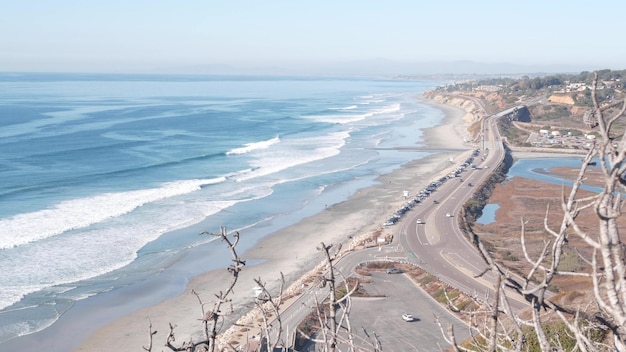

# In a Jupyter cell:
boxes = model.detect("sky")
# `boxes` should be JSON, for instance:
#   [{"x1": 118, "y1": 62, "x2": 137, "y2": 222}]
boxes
[{"x1": 2, "y1": 0, "x2": 625, "y2": 75}]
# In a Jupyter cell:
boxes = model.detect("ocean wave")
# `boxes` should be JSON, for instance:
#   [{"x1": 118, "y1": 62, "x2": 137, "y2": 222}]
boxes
[
  {"x1": 234, "y1": 131, "x2": 350, "y2": 182},
  {"x1": 0, "y1": 193, "x2": 243, "y2": 312},
  {"x1": 0, "y1": 149, "x2": 227, "y2": 203},
  {"x1": 328, "y1": 105, "x2": 358, "y2": 110},
  {"x1": 356, "y1": 93, "x2": 387, "y2": 105},
  {"x1": 0, "y1": 319, "x2": 53, "y2": 344},
  {"x1": 301, "y1": 113, "x2": 367, "y2": 124},
  {"x1": 373, "y1": 103, "x2": 401, "y2": 116},
  {"x1": 0, "y1": 286, "x2": 48, "y2": 315},
  {"x1": 226, "y1": 136, "x2": 280, "y2": 155},
  {"x1": 301, "y1": 102, "x2": 401, "y2": 125},
  {"x1": 0, "y1": 177, "x2": 226, "y2": 250}
]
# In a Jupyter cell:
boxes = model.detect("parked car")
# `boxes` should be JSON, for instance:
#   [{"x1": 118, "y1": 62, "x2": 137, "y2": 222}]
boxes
[
  {"x1": 386, "y1": 268, "x2": 402, "y2": 274},
  {"x1": 402, "y1": 313, "x2": 415, "y2": 322}
]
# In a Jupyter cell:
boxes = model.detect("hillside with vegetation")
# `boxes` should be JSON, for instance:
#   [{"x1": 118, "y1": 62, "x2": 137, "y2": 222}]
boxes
[
  {"x1": 423, "y1": 70, "x2": 626, "y2": 351},
  {"x1": 426, "y1": 70, "x2": 626, "y2": 147}
]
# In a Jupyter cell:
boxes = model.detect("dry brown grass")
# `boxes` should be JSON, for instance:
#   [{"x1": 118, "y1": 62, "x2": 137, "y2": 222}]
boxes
[{"x1": 472, "y1": 170, "x2": 626, "y2": 293}]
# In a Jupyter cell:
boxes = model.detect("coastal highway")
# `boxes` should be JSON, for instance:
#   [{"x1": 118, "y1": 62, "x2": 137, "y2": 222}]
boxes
[{"x1": 398, "y1": 112, "x2": 528, "y2": 310}]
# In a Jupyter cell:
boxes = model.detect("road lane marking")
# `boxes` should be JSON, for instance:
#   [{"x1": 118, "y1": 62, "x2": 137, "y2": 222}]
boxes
[{"x1": 440, "y1": 251, "x2": 527, "y2": 305}]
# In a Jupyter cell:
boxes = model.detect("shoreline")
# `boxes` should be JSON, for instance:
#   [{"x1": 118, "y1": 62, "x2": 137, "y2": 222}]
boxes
[{"x1": 1, "y1": 97, "x2": 475, "y2": 352}]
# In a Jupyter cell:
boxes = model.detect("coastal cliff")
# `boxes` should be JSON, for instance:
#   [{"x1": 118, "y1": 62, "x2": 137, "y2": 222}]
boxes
[
  {"x1": 423, "y1": 91, "x2": 486, "y2": 124},
  {"x1": 423, "y1": 91, "x2": 487, "y2": 141}
]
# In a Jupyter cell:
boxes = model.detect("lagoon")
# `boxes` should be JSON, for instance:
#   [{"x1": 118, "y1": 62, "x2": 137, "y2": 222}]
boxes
[
  {"x1": 476, "y1": 156, "x2": 596, "y2": 225},
  {"x1": 477, "y1": 203, "x2": 500, "y2": 225}
]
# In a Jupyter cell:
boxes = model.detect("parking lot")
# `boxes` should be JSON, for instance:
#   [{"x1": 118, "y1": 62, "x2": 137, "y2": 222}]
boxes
[{"x1": 338, "y1": 272, "x2": 470, "y2": 351}]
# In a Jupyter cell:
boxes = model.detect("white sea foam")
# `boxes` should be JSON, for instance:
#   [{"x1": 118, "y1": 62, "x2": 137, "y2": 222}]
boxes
[
  {"x1": 0, "y1": 177, "x2": 226, "y2": 250},
  {"x1": 314, "y1": 184, "x2": 328, "y2": 196},
  {"x1": 357, "y1": 94, "x2": 386, "y2": 105},
  {"x1": 303, "y1": 103, "x2": 401, "y2": 125},
  {"x1": 363, "y1": 103, "x2": 401, "y2": 118},
  {"x1": 226, "y1": 136, "x2": 280, "y2": 155},
  {"x1": 0, "y1": 319, "x2": 55, "y2": 343},
  {"x1": 374, "y1": 103, "x2": 401, "y2": 116},
  {"x1": 0, "y1": 192, "x2": 243, "y2": 311},
  {"x1": 302, "y1": 113, "x2": 367, "y2": 124},
  {"x1": 328, "y1": 105, "x2": 358, "y2": 110},
  {"x1": 0, "y1": 285, "x2": 48, "y2": 314},
  {"x1": 234, "y1": 131, "x2": 350, "y2": 182},
  {"x1": 0, "y1": 167, "x2": 278, "y2": 311}
]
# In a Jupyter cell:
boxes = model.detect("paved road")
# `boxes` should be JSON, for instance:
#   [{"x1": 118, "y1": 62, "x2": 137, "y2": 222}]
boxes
[{"x1": 398, "y1": 113, "x2": 529, "y2": 311}]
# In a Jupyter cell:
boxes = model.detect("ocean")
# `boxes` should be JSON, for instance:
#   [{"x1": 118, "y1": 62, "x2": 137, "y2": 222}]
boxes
[{"x1": 0, "y1": 73, "x2": 443, "y2": 343}]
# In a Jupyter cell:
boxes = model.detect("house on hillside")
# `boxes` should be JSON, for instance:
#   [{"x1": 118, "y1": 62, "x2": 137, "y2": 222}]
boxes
[{"x1": 565, "y1": 82, "x2": 588, "y2": 92}]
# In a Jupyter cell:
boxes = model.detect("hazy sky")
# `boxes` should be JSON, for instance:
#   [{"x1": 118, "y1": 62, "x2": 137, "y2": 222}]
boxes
[{"x1": 2, "y1": 0, "x2": 624, "y2": 74}]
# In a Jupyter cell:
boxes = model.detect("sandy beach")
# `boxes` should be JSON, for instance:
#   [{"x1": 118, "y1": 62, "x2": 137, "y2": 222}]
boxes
[{"x1": 0, "y1": 101, "x2": 476, "y2": 352}]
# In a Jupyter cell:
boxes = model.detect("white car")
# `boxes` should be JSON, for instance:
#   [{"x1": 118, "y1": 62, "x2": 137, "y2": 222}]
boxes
[
  {"x1": 446, "y1": 213, "x2": 453, "y2": 217},
  {"x1": 416, "y1": 219, "x2": 424, "y2": 224},
  {"x1": 402, "y1": 313, "x2": 415, "y2": 322}
]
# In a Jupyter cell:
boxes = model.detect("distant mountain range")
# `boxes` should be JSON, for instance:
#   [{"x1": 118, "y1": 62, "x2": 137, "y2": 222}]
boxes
[{"x1": 151, "y1": 59, "x2": 612, "y2": 77}]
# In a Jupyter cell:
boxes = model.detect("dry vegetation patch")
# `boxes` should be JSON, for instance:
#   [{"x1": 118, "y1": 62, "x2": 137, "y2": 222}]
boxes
[{"x1": 472, "y1": 170, "x2": 626, "y2": 293}]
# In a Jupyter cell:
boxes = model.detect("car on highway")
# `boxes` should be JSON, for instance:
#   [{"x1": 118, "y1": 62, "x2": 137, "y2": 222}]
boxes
[
  {"x1": 402, "y1": 313, "x2": 415, "y2": 322},
  {"x1": 446, "y1": 212, "x2": 453, "y2": 217},
  {"x1": 416, "y1": 219, "x2": 424, "y2": 224}
]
